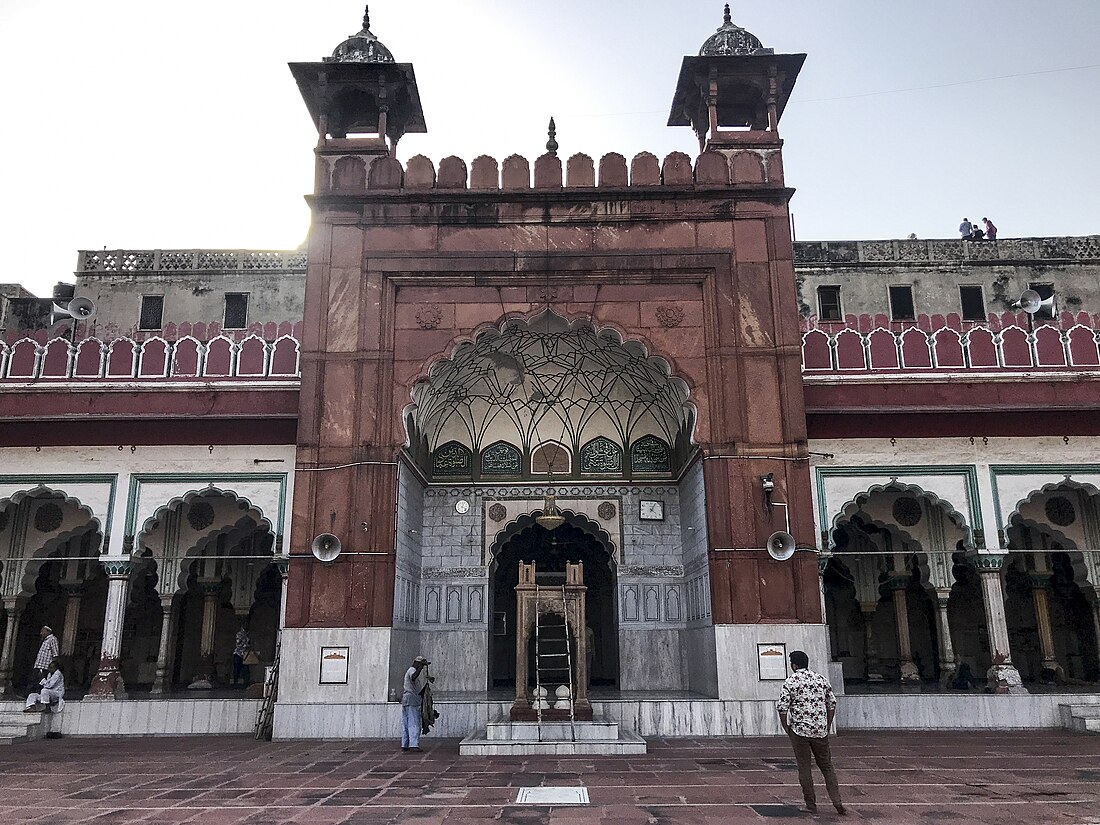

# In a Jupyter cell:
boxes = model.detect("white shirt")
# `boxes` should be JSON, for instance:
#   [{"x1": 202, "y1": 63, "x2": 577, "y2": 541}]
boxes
[
  {"x1": 402, "y1": 666, "x2": 427, "y2": 706},
  {"x1": 41, "y1": 669, "x2": 65, "y2": 694}
]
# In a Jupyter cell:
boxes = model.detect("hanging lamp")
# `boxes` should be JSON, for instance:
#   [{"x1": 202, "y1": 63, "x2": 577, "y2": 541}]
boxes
[{"x1": 536, "y1": 492, "x2": 566, "y2": 531}]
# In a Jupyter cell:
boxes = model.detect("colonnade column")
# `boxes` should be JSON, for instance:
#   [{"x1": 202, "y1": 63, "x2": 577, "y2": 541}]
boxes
[
  {"x1": 971, "y1": 553, "x2": 1027, "y2": 694},
  {"x1": 933, "y1": 588, "x2": 957, "y2": 687},
  {"x1": 860, "y1": 601, "x2": 884, "y2": 682},
  {"x1": 60, "y1": 585, "x2": 84, "y2": 659},
  {"x1": 1029, "y1": 554, "x2": 1060, "y2": 673},
  {"x1": 888, "y1": 575, "x2": 921, "y2": 684},
  {"x1": 0, "y1": 599, "x2": 24, "y2": 696},
  {"x1": 151, "y1": 595, "x2": 176, "y2": 695},
  {"x1": 87, "y1": 559, "x2": 133, "y2": 699},
  {"x1": 818, "y1": 555, "x2": 831, "y2": 656},
  {"x1": 187, "y1": 580, "x2": 222, "y2": 690}
]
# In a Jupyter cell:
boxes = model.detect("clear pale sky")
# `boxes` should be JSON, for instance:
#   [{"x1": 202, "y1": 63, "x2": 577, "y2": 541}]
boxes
[{"x1": 1, "y1": 0, "x2": 1098, "y2": 297}]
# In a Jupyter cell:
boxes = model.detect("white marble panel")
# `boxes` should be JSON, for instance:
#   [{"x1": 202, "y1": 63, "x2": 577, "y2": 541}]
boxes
[
  {"x1": 838, "y1": 693, "x2": 1100, "y2": 730},
  {"x1": 419, "y1": 629, "x2": 487, "y2": 692},
  {"x1": 278, "y1": 627, "x2": 391, "y2": 703},
  {"x1": 682, "y1": 625, "x2": 718, "y2": 696},
  {"x1": 53, "y1": 700, "x2": 261, "y2": 736},
  {"x1": 714, "y1": 624, "x2": 831, "y2": 700},
  {"x1": 618, "y1": 628, "x2": 684, "y2": 691}
]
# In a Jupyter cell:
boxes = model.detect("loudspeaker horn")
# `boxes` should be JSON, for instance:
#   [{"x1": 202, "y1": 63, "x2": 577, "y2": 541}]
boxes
[
  {"x1": 1018, "y1": 289, "x2": 1055, "y2": 315},
  {"x1": 310, "y1": 533, "x2": 342, "y2": 564},
  {"x1": 49, "y1": 296, "x2": 97, "y2": 325},
  {"x1": 766, "y1": 531, "x2": 797, "y2": 562}
]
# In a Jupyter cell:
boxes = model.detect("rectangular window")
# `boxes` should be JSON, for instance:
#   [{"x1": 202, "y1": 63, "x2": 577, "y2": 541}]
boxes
[
  {"x1": 1028, "y1": 282, "x2": 1055, "y2": 318},
  {"x1": 224, "y1": 293, "x2": 249, "y2": 329},
  {"x1": 959, "y1": 285, "x2": 985, "y2": 321},
  {"x1": 888, "y1": 285, "x2": 915, "y2": 321},
  {"x1": 817, "y1": 285, "x2": 842, "y2": 322},
  {"x1": 139, "y1": 295, "x2": 164, "y2": 330}
]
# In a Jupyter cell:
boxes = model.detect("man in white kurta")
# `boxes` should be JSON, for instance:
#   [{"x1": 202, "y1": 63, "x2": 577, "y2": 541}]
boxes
[{"x1": 25, "y1": 659, "x2": 65, "y2": 713}]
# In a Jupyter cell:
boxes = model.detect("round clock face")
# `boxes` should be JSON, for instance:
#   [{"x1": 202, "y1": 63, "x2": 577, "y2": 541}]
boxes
[{"x1": 455, "y1": 499, "x2": 470, "y2": 515}]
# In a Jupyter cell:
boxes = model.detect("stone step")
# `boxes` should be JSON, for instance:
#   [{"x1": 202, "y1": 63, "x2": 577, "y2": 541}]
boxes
[
  {"x1": 486, "y1": 719, "x2": 620, "y2": 741},
  {"x1": 1066, "y1": 705, "x2": 1100, "y2": 718},
  {"x1": 460, "y1": 729, "x2": 647, "y2": 756}
]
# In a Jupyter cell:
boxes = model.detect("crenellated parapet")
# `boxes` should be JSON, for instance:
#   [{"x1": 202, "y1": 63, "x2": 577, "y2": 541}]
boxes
[{"x1": 315, "y1": 149, "x2": 786, "y2": 195}]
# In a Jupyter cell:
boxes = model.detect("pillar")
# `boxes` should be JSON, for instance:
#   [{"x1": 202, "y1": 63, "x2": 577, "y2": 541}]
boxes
[
  {"x1": 933, "y1": 588, "x2": 957, "y2": 687},
  {"x1": 60, "y1": 586, "x2": 84, "y2": 659},
  {"x1": 818, "y1": 555, "x2": 831, "y2": 655},
  {"x1": 151, "y1": 595, "x2": 176, "y2": 695},
  {"x1": 889, "y1": 576, "x2": 921, "y2": 684},
  {"x1": 860, "y1": 601, "x2": 884, "y2": 682},
  {"x1": 971, "y1": 553, "x2": 1027, "y2": 694},
  {"x1": 1029, "y1": 572, "x2": 1060, "y2": 672},
  {"x1": 0, "y1": 599, "x2": 24, "y2": 696},
  {"x1": 1092, "y1": 588, "x2": 1100, "y2": 673},
  {"x1": 187, "y1": 580, "x2": 222, "y2": 690},
  {"x1": 87, "y1": 559, "x2": 133, "y2": 699}
]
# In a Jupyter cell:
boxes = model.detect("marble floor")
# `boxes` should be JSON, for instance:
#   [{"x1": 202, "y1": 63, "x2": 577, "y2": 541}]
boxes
[{"x1": 1, "y1": 731, "x2": 1098, "y2": 823}]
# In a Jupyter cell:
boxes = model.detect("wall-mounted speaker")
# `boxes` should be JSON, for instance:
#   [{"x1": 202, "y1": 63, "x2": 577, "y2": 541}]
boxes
[
  {"x1": 766, "y1": 531, "x2": 796, "y2": 562},
  {"x1": 311, "y1": 533, "x2": 342, "y2": 564}
]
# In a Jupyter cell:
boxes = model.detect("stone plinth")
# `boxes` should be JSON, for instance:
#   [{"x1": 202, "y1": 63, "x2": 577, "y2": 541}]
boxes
[{"x1": 460, "y1": 716, "x2": 647, "y2": 756}]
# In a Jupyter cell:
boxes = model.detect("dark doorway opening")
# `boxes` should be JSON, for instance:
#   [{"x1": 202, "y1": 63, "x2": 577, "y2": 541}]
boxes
[{"x1": 489, "y1": 520, "x2": 618, "y2": 689}]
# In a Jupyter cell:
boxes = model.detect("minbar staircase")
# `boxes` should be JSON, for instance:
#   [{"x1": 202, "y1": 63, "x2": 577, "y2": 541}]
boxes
[{"x1": 0, "y1": 702, "x2": 51, "y2": 745}]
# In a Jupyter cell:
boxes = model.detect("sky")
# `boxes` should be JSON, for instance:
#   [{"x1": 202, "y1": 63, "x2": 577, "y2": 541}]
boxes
[{"x1": 1, "y1": 0, "x2": 1098, "y2": 297}]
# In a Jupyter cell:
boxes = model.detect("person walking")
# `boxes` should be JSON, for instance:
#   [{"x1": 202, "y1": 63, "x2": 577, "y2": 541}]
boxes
[
  {"x1": 982, "y1": 217, "x2": 997, "y2": 240},
  {"x1": 33, "y1": 625, "x2": 60, "y2": 683},
  {"x1": 401, "y1": 655, "x2": 432, "y2": 752},
  {"x1": 776, "y1": 650, "x2": 847, "y2": 816},
  {"x1": 959, "y1": 218, "x2": 973, "y2": 239}
]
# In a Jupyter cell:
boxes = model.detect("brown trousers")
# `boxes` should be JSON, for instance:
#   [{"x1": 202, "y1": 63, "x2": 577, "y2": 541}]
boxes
[{"x1": 787, "y1": 732, "x2": 843, "y2": 809}]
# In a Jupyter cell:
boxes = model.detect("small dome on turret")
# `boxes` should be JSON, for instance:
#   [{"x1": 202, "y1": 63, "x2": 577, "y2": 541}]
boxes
[
  {"x1": 325, "y1": 5, "x2": 395, "y2": 64},
  {"x1": 699, "y1": 4, "x2": 772, "y2": 57}
]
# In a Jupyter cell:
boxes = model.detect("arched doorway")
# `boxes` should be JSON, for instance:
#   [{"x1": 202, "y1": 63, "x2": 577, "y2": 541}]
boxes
[{"x1": 489, "y1": 515, "x2": 619, "y2": 690}]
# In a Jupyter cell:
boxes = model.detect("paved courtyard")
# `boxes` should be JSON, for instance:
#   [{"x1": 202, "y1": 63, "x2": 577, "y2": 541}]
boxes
[{"x1": 1, "y1": 732, "x2": 1098, "y2": 824}]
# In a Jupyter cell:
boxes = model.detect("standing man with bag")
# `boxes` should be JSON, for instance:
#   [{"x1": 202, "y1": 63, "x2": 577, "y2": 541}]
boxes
[
  {"x1": 400, "y1": 655, "x2": 433, "y2": 752},
  {"x1": 776, "y1": 650, "x2": 847, "y2": 816}
]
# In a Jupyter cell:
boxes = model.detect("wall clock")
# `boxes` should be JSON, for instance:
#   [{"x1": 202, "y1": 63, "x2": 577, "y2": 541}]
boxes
[
  {"x1": 639, "y1": 500, "x2": 665, "y2": 521},
  {"x1": 455, "y1": 499, "x2": 470, "y2": 515}
]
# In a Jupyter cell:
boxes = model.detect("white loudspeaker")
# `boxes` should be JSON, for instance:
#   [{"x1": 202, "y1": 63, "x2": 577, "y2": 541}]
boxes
[
  {"x1": 310, "y1": 533, "x2": 342, "y2": 564},
  {"x1": 766, "y1": 531, "x2": 797, "y2": 561},
  {"x1": 49, "y1": 296, "x2": 97, "y2": 325},
  {"x1": 1019, "y1": 290, "x2": 1055, "y2": 315}
]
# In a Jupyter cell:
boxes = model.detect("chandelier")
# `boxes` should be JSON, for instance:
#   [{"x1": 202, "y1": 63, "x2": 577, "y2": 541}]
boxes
[{"x1": 536, "y1": 493, "x2": 566, "y2": 531}]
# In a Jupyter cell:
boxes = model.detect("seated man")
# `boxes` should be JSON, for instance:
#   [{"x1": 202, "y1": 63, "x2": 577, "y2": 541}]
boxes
[{"x1": 24, "y1": 658, "x2": 66, "y2": 714}]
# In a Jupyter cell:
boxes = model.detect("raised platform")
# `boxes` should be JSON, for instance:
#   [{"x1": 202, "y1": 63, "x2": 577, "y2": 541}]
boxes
[
  {"x1": 0, "y1": 699, "x2": 261, "y2": 737},
  {"x1": 459, "y1": 717, "x2": 647, "y2": 755}
]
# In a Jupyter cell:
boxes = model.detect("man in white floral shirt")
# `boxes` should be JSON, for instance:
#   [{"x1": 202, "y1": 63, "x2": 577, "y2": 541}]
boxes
[{"x1": 776, "y1": 649, "x2": 846, "y2": 816}]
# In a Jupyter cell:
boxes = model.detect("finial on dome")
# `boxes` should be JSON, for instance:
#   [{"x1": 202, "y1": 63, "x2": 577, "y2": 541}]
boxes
[
  {"x1": 546, "y1": 117, "x2": 559, "y2": 156},
  {"x1": 362, "y1": 5, "x2": 371, "y2": 31},
  {"x1": 723, "y1": 4, "x2": 732, "y2": 25}
]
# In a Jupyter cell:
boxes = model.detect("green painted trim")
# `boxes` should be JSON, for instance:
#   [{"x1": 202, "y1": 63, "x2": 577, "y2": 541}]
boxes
[
  {"x1": 814, "y1": 464, "x2": 982, "y2": 546},
  {"x1": 988, "y1": 464, "x2": 1100, "y2": 532},
  {"x1": 124, "y1": 472, "x2": 289, "y2": 538},
  {"x1": 0, "y1": 474, "x2": 118, "y2": 536}
]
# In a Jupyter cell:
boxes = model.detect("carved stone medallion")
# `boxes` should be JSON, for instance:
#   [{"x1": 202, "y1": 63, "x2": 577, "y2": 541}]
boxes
[
  {"x1": 655, "y1": 304, "x2": 685, "y2": 328},
  {"x1": 488, "y1": 503, "x2": 507, "y2": 522},
  {"x1": 415, "y1": 304, "x2": 443, "y2": 330},
  {"x1": 597, "y1": 501, "x2": 617, "y2": 520}
]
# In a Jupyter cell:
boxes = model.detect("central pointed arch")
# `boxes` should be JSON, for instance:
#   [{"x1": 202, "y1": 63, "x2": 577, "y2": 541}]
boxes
[{"x1": 403, "y1": 309, "x2": 696, "y2": 481}]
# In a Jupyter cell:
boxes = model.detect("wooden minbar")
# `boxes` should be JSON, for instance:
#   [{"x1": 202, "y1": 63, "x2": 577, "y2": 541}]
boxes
[{"x1": 510, "y1": 560, "x2": 593, "y2": 721}]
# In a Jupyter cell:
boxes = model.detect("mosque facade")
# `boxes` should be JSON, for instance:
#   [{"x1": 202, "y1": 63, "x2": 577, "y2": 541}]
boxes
[{"x1": 1, "y1": 9, "x2": 1099, "y2": 740}]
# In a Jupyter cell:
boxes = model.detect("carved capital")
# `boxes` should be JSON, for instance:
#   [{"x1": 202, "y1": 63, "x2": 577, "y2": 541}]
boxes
[
  {"x1": 968, "y1": 552, "x2": 1007, "y2": 572},
  {"x1": 101, "y1": 559, "x2": 133, "y2": 578}
]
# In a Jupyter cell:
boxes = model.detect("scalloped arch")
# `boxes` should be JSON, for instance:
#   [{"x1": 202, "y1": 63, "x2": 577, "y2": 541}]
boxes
[
  {"x1": 0, "y1": 486, "x2": 102, "y2": 533},
  {"x1": 17, "y1": 523, "x2": 102, "y2": 596},
  {"x1": 1006, "y1": 479, "x2": 1100, "y2": 529},
  {"x1": 487, "y1": 507, "x2": 618, "y2": 565},
  {"x1": 403, "y1": 307, "x2": 698, "y2": 455},
  {"x1": 137, "y1": 487, "x2": 275, "y2": 541},
  {"x1": 830, "y1": 481, "x2": 970, "y2": 550}
]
